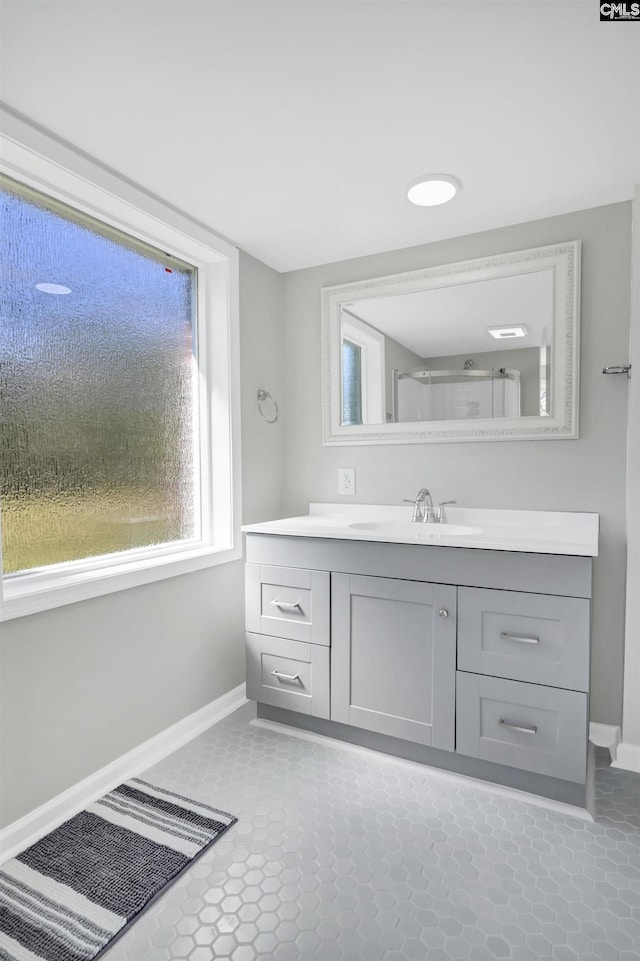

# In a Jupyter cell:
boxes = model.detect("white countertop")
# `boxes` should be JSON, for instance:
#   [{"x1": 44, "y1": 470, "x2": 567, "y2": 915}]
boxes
[{"x1": 242, "y1": 503, "x2": 599, "y2": 556}]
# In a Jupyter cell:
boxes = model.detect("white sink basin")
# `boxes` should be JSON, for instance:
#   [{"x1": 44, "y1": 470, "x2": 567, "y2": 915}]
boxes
[{"x1": 348, "y1": 522, "x2": 482, "y2": 537}]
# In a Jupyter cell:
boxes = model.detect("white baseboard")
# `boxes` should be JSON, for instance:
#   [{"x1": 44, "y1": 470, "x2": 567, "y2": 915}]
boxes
[
  {"x1": 611, "y1": 741, "x2": 640, "y2": 774},
  {"x1": 590, "y1": 722, "x2": 640, "y2": 773},
  {"x1": 0, "y1": 683, "x2": 247, "y2": 865},
  {"x1": 589, "y1": 722, "x2": 621, "y2": 757}
]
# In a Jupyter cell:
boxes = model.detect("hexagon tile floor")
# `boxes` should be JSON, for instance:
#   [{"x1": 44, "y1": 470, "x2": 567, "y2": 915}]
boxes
[{"x1": 106, "y1": 703, "x2": 640, "y2": 961}]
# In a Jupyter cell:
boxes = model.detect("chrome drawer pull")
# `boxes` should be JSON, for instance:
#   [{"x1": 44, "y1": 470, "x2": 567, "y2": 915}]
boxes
[
  {"x1": 499, "y1": 718, "x2": 538, "y2": 735},
  {"x1": 271, "y1": 599, "x2": 302, "y2": 612},
  {"x1": 500, "y1": 631, "x2": 539, "y2": 645},
  {"x1": 271, "y1": 669, "x2": 300, "y2": 681}
]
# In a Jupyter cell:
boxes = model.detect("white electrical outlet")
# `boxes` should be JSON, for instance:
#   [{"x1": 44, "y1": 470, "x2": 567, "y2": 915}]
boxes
[{"x1": 338, "y1": 468, "x2": 355, "y2": 496}]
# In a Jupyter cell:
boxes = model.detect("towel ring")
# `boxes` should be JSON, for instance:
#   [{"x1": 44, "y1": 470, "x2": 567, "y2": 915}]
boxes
[{"x1": 257, "y1": 388, "x2": 279, "y2": 424}]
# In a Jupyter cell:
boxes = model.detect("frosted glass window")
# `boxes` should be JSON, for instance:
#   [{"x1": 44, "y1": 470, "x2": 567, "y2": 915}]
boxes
[
  {"x1": 0, "y1": 175, "x2": 198, "y2": 575},
  {"x1": 342, "y1": 339, "x2": 363, "y2": 426}
]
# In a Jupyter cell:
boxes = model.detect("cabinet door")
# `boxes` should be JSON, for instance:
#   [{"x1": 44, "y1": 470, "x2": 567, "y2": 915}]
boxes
[{"x1": 331, "y1": 574, "x2": 456, "y2": 750}]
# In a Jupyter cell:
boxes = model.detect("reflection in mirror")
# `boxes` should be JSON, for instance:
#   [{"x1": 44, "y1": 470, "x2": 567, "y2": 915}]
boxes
[
  {"x1": 322, "y1": 241, "x2": 580, "y2": 445},
  {"x1": 339, "y1": 270, "x2": 553, "y2": 426},
  {"x1": 340, "y1": 310, "x2": 384, "y2": 425},
  {"x1": 341, "y1": 338, "x2": 362, "y2": 426}
]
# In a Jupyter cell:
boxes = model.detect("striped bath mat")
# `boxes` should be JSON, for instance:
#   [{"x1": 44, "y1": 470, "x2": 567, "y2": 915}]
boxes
[{"x1": 0, "y1": 778, "x2": 236, "y2": 961}]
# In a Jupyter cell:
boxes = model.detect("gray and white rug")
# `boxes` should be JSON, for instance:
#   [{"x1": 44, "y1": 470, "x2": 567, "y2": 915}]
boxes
[{"x1": 0, "y1": 778, "x2": 236, "y2": 961}]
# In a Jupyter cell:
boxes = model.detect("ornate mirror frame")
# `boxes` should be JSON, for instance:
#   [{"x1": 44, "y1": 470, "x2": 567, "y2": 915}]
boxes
[{"x1": 321, "y1": 240, "x2": 580, "y2": 445}]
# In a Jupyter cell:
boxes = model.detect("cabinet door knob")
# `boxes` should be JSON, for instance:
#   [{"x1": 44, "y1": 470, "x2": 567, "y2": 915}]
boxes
[{"x1": 438, "y1": 609, "x2": 449, "y2": 618}]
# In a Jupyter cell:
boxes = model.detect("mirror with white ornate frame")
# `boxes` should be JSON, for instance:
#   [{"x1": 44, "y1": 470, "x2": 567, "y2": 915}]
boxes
[{"x1": 321, "y1": 241, "x2": 580, "y2": 445}]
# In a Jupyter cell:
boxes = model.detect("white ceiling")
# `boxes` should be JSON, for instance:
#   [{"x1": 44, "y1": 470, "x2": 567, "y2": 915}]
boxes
[
  {"x1": 0, "y1": 1, "x2": 638, "y2": 272},
  {"x1": 346, "y1": 270, "x2": 552, "y2": 357}
]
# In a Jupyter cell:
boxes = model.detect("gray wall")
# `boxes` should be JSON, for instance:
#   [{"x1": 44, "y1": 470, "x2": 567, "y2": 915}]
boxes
[
  {"x1": 0, "y1": 251, "x2": 285, "y2": 828},
  {"x1": 281, "y1": 202, "x2": 631, "y2": 727}
]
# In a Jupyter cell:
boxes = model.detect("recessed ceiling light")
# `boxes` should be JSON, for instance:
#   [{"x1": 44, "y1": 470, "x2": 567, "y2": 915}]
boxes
[
  {"x1": 407, "y1": 174, "x2": 460, "y2": 207},
  {"x1": 488, "y1": 325, "x2": 528, "y2": 339},
  {"x1": 35, "y1": 283, "x2": 72, "y2": 295}
]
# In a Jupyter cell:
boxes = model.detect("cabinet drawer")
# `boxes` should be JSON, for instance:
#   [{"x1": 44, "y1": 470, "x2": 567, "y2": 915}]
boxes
[
  {"x1": 458, "y1": 587, "x2": 590, "y2": 691},
  {"x1": 246, "y1": 564, "x2": 330, "y2": 645},
  {"x1": 456, "y1": 672, "x2": 588, "y2": 783},
  {"x1": 246, "y1": 633, "x2": 330, "y2": 719}
]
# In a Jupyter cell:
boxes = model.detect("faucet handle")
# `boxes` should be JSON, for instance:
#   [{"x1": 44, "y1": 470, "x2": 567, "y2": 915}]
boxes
[
  {"x1": 436, "y1": 500, "x2": 457, "y2": 523},
  {"x1": 403, "y1": 498, "x2": 423, "y2": 522}
]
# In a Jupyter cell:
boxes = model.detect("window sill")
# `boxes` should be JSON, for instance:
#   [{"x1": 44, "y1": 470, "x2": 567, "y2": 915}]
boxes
[{"x1": 0, "y1": 542, "x2": 243, "y2": 621}]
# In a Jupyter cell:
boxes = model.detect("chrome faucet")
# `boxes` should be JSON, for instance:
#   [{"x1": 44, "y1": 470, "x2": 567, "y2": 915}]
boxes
[
  {"x1": 403, "y1": 488, "x2": 436, "y2": 523},
  {"x1": 404, "y1": 490, "x2": 458, "y2": 523}
]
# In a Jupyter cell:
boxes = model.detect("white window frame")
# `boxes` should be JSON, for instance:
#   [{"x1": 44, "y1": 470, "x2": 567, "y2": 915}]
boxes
[
  {"x1": 340, "y1": 310, "x2": 385, "y2": 425},
  {"x1": 0, "y1": 109, "x2": 242, "y2": 621}
]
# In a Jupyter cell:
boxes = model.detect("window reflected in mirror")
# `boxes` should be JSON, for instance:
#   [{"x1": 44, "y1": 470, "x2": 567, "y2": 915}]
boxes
[{"x1": 341, "y1": 339, "x2": 362, "y2": 426}]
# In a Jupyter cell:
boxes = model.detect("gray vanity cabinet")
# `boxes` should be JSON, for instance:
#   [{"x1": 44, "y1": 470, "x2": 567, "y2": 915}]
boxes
[
  {"x1": 331, "y1": 574, "x2": 456, "y2": 749},
  {"x1": 244, "y1": 533, "x2": 593, "y2": 804}
]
